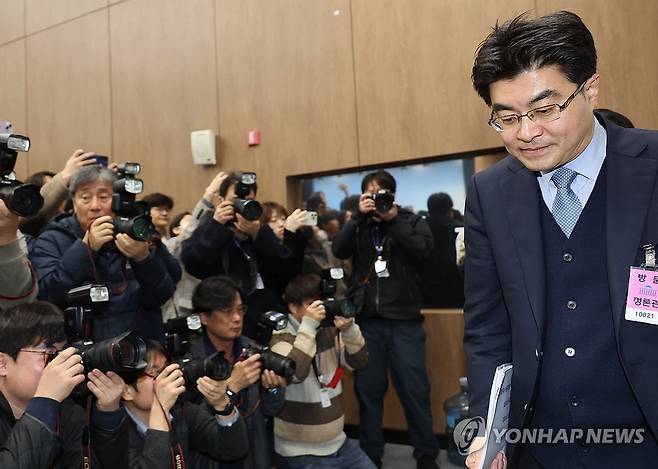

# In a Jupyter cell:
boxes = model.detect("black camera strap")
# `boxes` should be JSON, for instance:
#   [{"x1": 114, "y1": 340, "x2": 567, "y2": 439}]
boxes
[{"x1": 311, "y1": 330, "x2": 342, "y2": 389}]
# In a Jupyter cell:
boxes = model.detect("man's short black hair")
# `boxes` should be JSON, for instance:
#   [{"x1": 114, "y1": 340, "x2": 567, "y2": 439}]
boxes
[
  {"x1": 0, "y1": 301, "x2": 67, "y2": 360},
  {"x1": 141, "y1": 192, "x2": 174, "y2": 210},
  {"x1": 427, "y1": 192, "x2": 453, "y2": 215},
  {"x1": 123, "y1": 340, "x2": 167, "y2": 387},
  {"x1": 284, "y1": 273, "x2": 321, "y2": 306},
  {"x1": 25, "y1": 171, "x2": 56, "y2": 188},
  {"x1": 472, "y1": 11, "x2": 597, "y2": 106},
  {"x1": 361, "y1": 170, "x2": 396, "y2": 193},
  {"x1": 192, "y1": 275, "x2": 243, "y2": 314},
  {"x1": 219, "y1": 172, "x2": 259, "y2": 198}
]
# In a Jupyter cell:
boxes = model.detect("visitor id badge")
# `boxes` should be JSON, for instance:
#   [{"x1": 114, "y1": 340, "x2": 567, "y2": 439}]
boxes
[
  {"x1": 320, "y1": 389, "x2": 332, "y2": 408},
  {"x1": 374, "y1": 258, "x2": 390, "y2": 278},
  {"x1": 255, "y1": 273, "x2": 265, "y2": 290},
  {"x1": 625, "y1": 266, "x2": 658, "y2": 325}
]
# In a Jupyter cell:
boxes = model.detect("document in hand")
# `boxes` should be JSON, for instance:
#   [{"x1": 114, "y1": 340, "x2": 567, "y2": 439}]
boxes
[{"x1": 479, "y1": 363, "x2": 513, "y2": 469}]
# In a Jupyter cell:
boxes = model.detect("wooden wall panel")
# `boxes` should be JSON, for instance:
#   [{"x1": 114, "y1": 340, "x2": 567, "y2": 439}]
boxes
[
  {"x1": 26, "y1": 11, "x2": 111, "y2": 174},
  {"x1": 351, "y1": 0, "x2": 533, "y2": 166},
  {"x1": 215, "y1": 0, "x2": 358, "y2": 205},
  {"x1": 0, "y1": 40, "x2": 28, "y2": 179},
  {"x1": 0, "y1": 0, "x2": 25, "y2": 46},
  {"x1": 537, "y1": 1, "x2": 658, "y2": 130},
  {"x1": 110, "y1": 0, "x2": 220, "y2": 213},
  {"x1": 26, "y1": 0, "x2": 107, "y2": 34},
  {"x1": 343, "y1": 310, "x2": 468, "y2": 433}
]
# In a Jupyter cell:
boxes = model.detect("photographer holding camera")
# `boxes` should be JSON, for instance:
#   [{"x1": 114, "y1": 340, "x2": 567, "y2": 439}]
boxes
[
  {"x1": 30, "y1": 165, "x2": 179, "y2": 341},
  {"x1": 269, "y1": 273, "x2": 372, "y2": 468},
  {"x1": 181, "y1": 171, "x2": 295, "y2": 338},
  {"x1": 181, "y1": 275, "x2": 287, "y2": 469},
  {"x1": 0, "y1": 301, "x2": 129, "y2": 468},
  {"x1": 331, "y1": 170, "x2": 438, "y2": 469},
  {"x1": 120, "y1": 340, "x2": 249, "y2": 468}
]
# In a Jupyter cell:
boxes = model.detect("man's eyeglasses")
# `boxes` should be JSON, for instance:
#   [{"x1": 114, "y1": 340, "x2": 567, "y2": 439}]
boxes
[
  {"x1": 488, "y1": 81, "x2": 586, "y2": 132},
  {"x1": 20, "y1": 348, "x2": 59, "y2": 366}
]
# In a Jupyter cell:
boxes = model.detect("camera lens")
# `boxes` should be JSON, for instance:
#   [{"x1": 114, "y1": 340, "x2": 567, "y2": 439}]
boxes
[
  {"x1": 234, "y1": 199, "x2": 263, "y2": 221},
  {"x1": 79, "y1": 331, "x2": 147, "y2": 374},
  {"x1": 180, "y1": 351, "x2": 232, "y2": 385},
  {"x1": 131, "y1": 215, "x2": 155, "y2": 240},
  {"x1": 260, "y1": 349, "x2": 296, "y2": 379},
  {"x1": 0, "y1": 182, "x2": 44, "y2": 217}
]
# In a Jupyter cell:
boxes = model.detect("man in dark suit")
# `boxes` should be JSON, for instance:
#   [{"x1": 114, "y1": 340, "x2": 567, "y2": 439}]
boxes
[{"x1": 464, "y1": 11, "x2": 658, "y2": 469}]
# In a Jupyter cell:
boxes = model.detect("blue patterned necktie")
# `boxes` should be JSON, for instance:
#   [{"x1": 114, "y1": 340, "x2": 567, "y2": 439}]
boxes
[{"x1": 551, "y1": 167, "x2": 582, "y2": 237}]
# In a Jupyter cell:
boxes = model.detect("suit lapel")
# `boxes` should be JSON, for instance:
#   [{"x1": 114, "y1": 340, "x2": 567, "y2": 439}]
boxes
[
  {"x1": 605, "y1": 132, "x2": 658, "y2": 338},
  {"x1": 500, "y1": 159, "x2": 546, "y2": 337}
]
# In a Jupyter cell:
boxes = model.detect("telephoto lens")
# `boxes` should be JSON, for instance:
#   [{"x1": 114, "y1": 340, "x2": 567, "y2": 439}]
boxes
[
  {"x1": 233, "y1": 198, "x2": 263, "y2": 221},
  {"x1": 323, "y1": 297, "x2": 357, "y2": 319},
  {"x1": 179, "y1": 351, "x2": 232, "y2": 385},
  {"x1": 0, "y1": 180, "x2": 44, "y2": 216},
  {"x1": 77, "y1": 331, "x2": 148, "y2": 375},
  {"x1": 242, "y1": 344, "x2": 296, "y2": 379}
]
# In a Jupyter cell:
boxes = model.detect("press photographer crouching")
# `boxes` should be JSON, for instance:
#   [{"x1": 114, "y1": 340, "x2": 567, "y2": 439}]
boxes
[
  {"x1": 30, "y1": 164, "x2": 180, "y2": 341},
  {"x1": 270, "y1": 273, "x2": 372, "y2": 468},
  {"x1": 179, "y1": 275, "x2": 288, "y2": 469},
  {"x1": 0, "y1": 301, "x2": 129, "y2": 468},
  {"x1": 181, "y1": 171, "x2": 294, "y2": 338},
  {"x1": 119, "y1": 340, "x2": 249, "y2": 468}
]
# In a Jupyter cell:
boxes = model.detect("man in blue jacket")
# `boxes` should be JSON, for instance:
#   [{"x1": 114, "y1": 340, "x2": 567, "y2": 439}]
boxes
[{"x1": 30, "y1": 165, "x2": 180, "y2": 341}]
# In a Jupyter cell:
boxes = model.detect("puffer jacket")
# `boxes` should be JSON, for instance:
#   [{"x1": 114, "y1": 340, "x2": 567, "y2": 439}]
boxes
[{"x1": 30, "y1": 213, "x2": 179, "y2": 341}]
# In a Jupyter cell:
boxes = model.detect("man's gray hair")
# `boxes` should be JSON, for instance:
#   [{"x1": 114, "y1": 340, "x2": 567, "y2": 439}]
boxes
[{"x1": 68, "y1": 166, "x2": 116, "y2": 198}]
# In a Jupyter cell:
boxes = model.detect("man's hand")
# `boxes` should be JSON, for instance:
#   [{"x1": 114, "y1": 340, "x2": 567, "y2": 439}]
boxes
[
  {"x1": 197, "y1": 377, "x2": 230, "y2": 411},
  {"x1": 60, "y1": 149, "x2": 98, "y2": 186},
  {"x1": 358, "y1": 193, "x2": 376, "y2": 215},
  {"x1": 82, "y1": 215, "x2": 114, "y2": 251},
  {"x1": 213, "y1": 199, "x2": 235, "y2": 225},
  {"x1": 34, "y1": 347, "x2": 85, "y2": 403},
  {"x1": 284, "y1": 209, "x2": 308, "y2": 233},
  {"x1": 115, "y1": 233, "x2": 150, "y2": 261},
  {"x1": 261, "y1": 370, "x2": 287, "y2": 389},
  {"x1": 305, "y1": 300, "x2": 326, "y2": 323},
  {"x1": 153, "y1": 364, "x2": 185, "y2": 413},
  {"x1": 0, "y1": 200, "x2": 19, "y2": 246},
  {"x1": 334, "y1": 315, "x2": 354, "y2": 332},
  {"x1": 227, "y1": 353, "x2": 262, "y2": 393},
  {"x1": 87, "y1": 369, "x2": 125, "y2": 412},
  {"x1": 234, "y1": 213, "x2": 260, "y2": 239},
  {"x1": 466, "y1": 437, "x2": 507, "y2": 469},
  {"x1": 374, "y1": 203, "x2": 398, "y2": 222},
  {"x1": 204, "y1": 171, "x2": 228, "y2": 204}
]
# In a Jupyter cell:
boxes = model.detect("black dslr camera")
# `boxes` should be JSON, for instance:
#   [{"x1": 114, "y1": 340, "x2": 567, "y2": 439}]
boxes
[
  {"x1": 163, "y1": 315, "x2": 232, "y2": 385},
  {"x1": 368, "y1": 189, "x2": 395, "y2": 214},
  {"x1": 112, "y1": 162, "x2": 155, "y2": 241},
  {"x1": 241, "y1": 311, "x2": 296, "y2": 379},
  {"x1": 320, "y1": 268, "x2": 356, "y2": 324},
  {"x1": 64, "y1": 284, "x2": 148, "y2": 379},
  {"x1": 233, "y1": 172, "x2": 262, "y2": 221},
  {"x1": 0, "y1": 133, "x2": 44, "y2": 216}
]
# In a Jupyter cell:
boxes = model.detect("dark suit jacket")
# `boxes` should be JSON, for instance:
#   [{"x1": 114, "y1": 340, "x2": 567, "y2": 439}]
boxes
[{"x1": 463, "y1": 116, "x2": 658, "y2": 455}]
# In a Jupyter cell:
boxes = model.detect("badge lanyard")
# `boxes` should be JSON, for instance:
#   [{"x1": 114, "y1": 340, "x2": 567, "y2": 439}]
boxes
[{"x1": 369, "y1": 226, "x2": 389, "y2": 277}]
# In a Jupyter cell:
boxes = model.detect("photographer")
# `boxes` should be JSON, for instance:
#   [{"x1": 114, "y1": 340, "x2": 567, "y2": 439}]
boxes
[
  {"x1": 30, "y1": 165, "x2": 178, "y2": 341},
  {"x1": 0, "y1": 301, "x2": 128, "y2": 468},
  {"x1": 120, "y1": 340, "x2": 249, "y2": 468},
  {"x1": 270, "y1": 273, "x2": 372, "y2": 468},
  {"x1": 181, "y1": 171, "x2": 294, "y2": 338},
  {"x1": 331, "y1": 170, "x2": 438, "y2": 469},
  {"x1": 184, "y1": 275, "x2": 287, "y2": 469},
  {"x1": 0, "y1": 200, "x2": 37, "y2": 309}
]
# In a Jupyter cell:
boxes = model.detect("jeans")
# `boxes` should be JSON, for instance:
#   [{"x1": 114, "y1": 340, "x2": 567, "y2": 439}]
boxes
[{"x1": 279, "y1": 439, "x2": 377, "y2": 469}]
